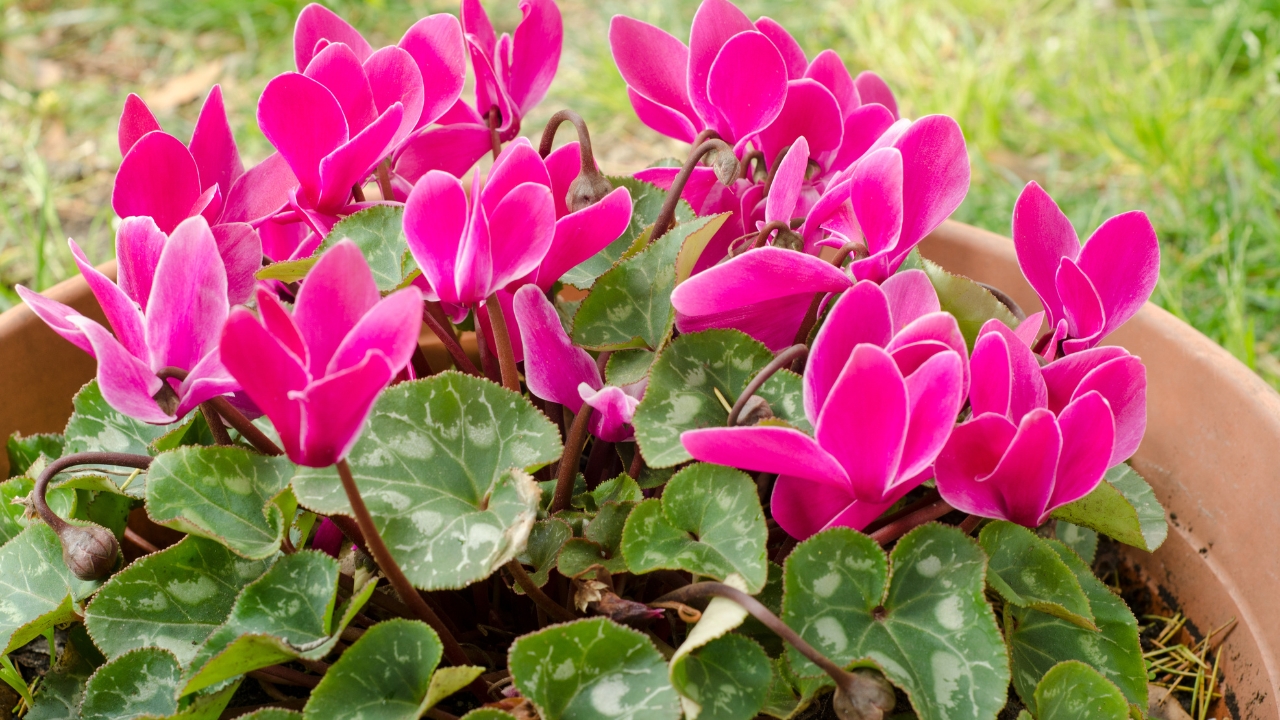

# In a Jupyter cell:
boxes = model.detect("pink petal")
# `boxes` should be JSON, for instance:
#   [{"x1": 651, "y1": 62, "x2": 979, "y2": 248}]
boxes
[
  {"x1": 1055, "y1": 257, "x2": 1106, "y2": 345},
  {"x1": 898, "y1": 350, "x2": 964, "y2": 481},
  {"x1": 1012, "y1": 182, "x2": 1079, "y2": 327},
  {"x1": 626, "y1": 88, "x2": 699, "y2": 144},
  {"x1": 507, "y1": 0, "x2": 562, "y2": 115},
  {"x1": 189, "y1": 85, "x2": 244, "y2": 202},
  {"x1": 467, "y1": 37, "x2": 514, "y2": 135},
  {"x1": 112, "y1": 131, "x2": 202, "y2": 235},
  {"x1": 804, "y1": 281, "x2": 892, "y2": 424},
  {"x1": 405, "y1": 170, "x2": 468, "y2": 304},
  {"x1": 981, "y1": 409, "x2": 1061, "y2": 527},
  {"x1": 535, "y1": 186, "x2": 632, "y2": 291},
  {"x1": 220, "y1": 308, "x2": 308, "y2": 456},
  {"x1": 461, "y1": 0, "x2": 498, "y2": 58},
  {"x1": 117, "y1": 94, "x2": 161, "y2": 157},
  {"x1": 582, "y1": 384, "x2": 639, "y2": 443},
  {"x1": 475, "y1": 287, "x2": 524, "y2": 362},
  {"x1": 210, "y1": 223, "x2": 262, "y2": 306},
  {"x1": 849, "y1": 147, "x2": 904, "y2": 258},
  {"x1": 1040, "y1": 346, "x2": 1130, "y2": 414},
  {"x1": 1048, "y1": 391, "x2": 1114, "y2": 512},
  {"x1": 681, "y1": 426, "x2": 849, "y2": 486},
  {"x1": 853, "y1": 71, "x2": 898, "y2": 119},
  {"x1": 888, "y1": 312, "x2": 969, "y2": 393},
  {"x1": 816, "y1": 344, "x2": 908, "y2": 502},
  {"x1": 934, "y1": 413, "x2": 1018, "y2": 520},
  {"x1": 393, "y1": 124, "x2": 493, "y2": 182},
  {"x1": 399, "y1": 14, "x2": 467, "y2": 128},
  {"x1": 830, "y1": 103, "x2": 896, "y2": 173},
  {"x1": 487, "y1": 182, "x2": 557, "y2": 290},
  {"x1": 976, "y1": 319, "x2": 1048, "y2": 422},
  {"x1": 115, "y1": 216, "x2": 166, "y2": 309},
  {"x1": 316, "y1": 103, "x2": 404, "y2": 213},
  {"x1": 687, "y1": 0, "x2": 755, "y2": 129},
  {"x1": 821, "y1": 485, "x2": 916, "y2": 536},
  {"x1": 145, "y1": 217, "x2": 228, "y2": 373},
  {"x1": 707, "y1": 31, "x2": 788, "y2": 143},
  {"x1": 968, "y1": 331, "x2": 1013, "y2": 418},
  {"x1": 544, "y1": 141, "x2": 583, "y2": 218},
  {"x1": 881, "y1": 268, "x2": 940, "y2": 331},
  {"x1": 191, "y1": 184, "x2": 223, "y2": 226},
  {"x1": 513, "y1": 285, "x2": 600, "y2": 412},
  {"x1": 293, "y1": 350, "x2": 393, "y2": 467},
  {"x1": 1015, "y1": 311, "x2": 1044, "y2": 348},
  {"x1": 893, "y1": 114, "x2": 969, "y2": 255},
  {"x1": 256, "y1": 287, "x2": 309, "y2": 368},
  {"x1": 633, "y1": 166, "x2": 734, "y2": 215},
  {"x1": 327, "y1": 287, "x2": 424, "y2": 376},
  {"x1": 294, "y1": 238, "x2": 381, "y2": 377},
  {"x1": 770, "y1": 474, "x2": 857, "y2": 540},
  {"x1": 452, "y1": 174, "x2": 492, "y2": 307},
  {"x1": 222, "y1": 152, "x2": 298, "y2": 225},
  {"x1": 1056, "y1": 351, "x2": 1145, "y2": 465},
  {"x1": 1076, "y1": 210, "x2": 1160, "y2": 337},
  {"x1": 754, "y1": 17, "x2": 807, "y2": 79},
  {"x1": 765, "y1": 137, "x2": 809, "y2": 225},
  {"x1": 71, "y1": 317, "x2": 171, "y2": 424},
  {"x1": 482, "y1": 138, "x2": 552, "y2": 217},
  {"x1": 799, "y1": 178, "x2": 851, "y2": 252},
  {"x1": 258, "y1": 73, "x2": 349, "y2": 203},
  {"x1": 804, "y1": 50, "x2": 858, "y2": 117},
  {"x1": 15, "y1": 285, "x2": 94, "y2": 357},
  {"x1": 756, "y1": 79, "x2": 844, "y2": 173},
  {"x1": 364, "y1": 46, "x2": 425, "y2": 143},
  {"x1": 312, "y1": 518, "x2": 345, "y2": 557},
  {"x1": 294, "y1": 3, "x2": 372, "y2": 71},
  {"x1": 69, "y1": 239, "x2": 148, "y2": 360},
  {"x1": 175, "y1": 348, "x2": 239, "y2": 417}
]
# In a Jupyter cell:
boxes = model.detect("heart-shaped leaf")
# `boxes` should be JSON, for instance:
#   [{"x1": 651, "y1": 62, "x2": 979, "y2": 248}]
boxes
[
  {"x1": 24, "y1": 625, "x2": 102, "y2": 720},
  {"x1": 606, "y1": 349, "x2": 656, "y2": 387},
  {"x1": 514, "y1": 518, "x2": 573, "y2": 593},
  {"x1": 558, "y1": 501, "x2": 634, "y2": 578},
  {"x1": 303, "y1": 618, "x2": 481, "y2": 719},
  {"x1": 183, "y1": 551, "x2": 375, "y2": 695},
  {"x1": 671, "y1": 633, "x2": 771, "y2": 720},
  {"x1": 1055, "y1": 521, "x2": 1098, "y2": 565},
  {"x1": 509, "y1": 617, "x2": 680, "y2": 720},
  {"x1": 80, "y1": 648, "x2": 186, "y2": 720},
  {"x1": 1, "y1": 476, "x2": 74, "y2": 545},
  {"x1": 0, "y1": 524, "x2": 101, "y2": 654},
  {"x1": 1033, "y1": 660, "x2": 1132, "y2": 720},
  {"x1": 64, "y1": 380, "x2": 184, "y2": 496},
  {"x1": 632, "y1": 329, "x2": 809, "y2": 468},
  {"x1": 293, "y1": 373, "x2": 562, "y2": 590},
  {"x1": 978, "y1": 521, "x2": 1095, "y2": 629},
  {"x1": 781, "y1": 525, "x2": 1009, "y2": 720},
  {"x1": 1050, "y1": 464, "x2": 1166, "y2": 551},
  {"x1": 84, "y1": 535, "x2": 274, "y2": 665},
  {"x1": 146, "y1": 447, "x2": 295, "y2": 559},
  {"x1": 582, "y1": 474, "x2": 644, "y2": 510},
  {"x1": 6, "y1": 432, "x2": 63, "y2": 479},
  {"x1": 621, "y1": 463, "x2": 768, "y2": 592},
  {"x1": 571, "y1": 213, "x2": 728, "y2": 351},
  {"x1": 320, "y1": 205, "x2": 412, "y2": 292},
  {"x1": 1007, "y1": 539, "x2": 1146, "y2": 709}
]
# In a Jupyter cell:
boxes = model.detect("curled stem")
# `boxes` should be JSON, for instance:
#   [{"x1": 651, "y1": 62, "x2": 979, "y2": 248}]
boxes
[
  {"x1": 739, "y1": 148, "x2": 764, "y2": 181},
  {"x1": 751, "y1": 220, "x2": 796, "y2": 251},
  {"x1": 651, "y1": 138, "x2": 733, "y2": 241},
  {"x1": 422, "y1": 306, "x2": 481, "y2": 376},
  {"x1": 830, "y1": 240, "x2": 867, "y2": 268},
  {"x1": 550, "y1": 406, "x2": 594, "y2": 514},
  {"x1": 485, "y1": 294, "x2": 522, "y2": 393},
  {"x1": 728, "y1": 345, "x2": 808, "y2": 426},
  {"x1": 35, "y1": 451, "x2": 151, "y2": 580},
  {"x1": 506, "y1": 559, "x2": 576, "y2": 623},
  {"x1": 539, "y1": 110, "x2": 612, "y2": 211}
]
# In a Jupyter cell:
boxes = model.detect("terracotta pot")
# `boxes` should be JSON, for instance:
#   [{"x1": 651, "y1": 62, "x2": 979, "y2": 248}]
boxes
[{"x1": 1, "y1": 222, "x2": 1276, "y2": 717}]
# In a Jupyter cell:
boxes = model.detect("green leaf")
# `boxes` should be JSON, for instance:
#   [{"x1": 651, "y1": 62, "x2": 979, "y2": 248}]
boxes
[
  {"x1": 293, "y1": 373, "x2": 561, "y2": 590},
  {"x1": 1050, "y1": 465, "x2": 1166, "y2": 551},
  {"x1": 571, "y1": 213, "x2": 728, "y2": 351},
  {"x1": 509, "y1": 617, "x2": 680, "y2": 720},
  {"x1": 26, "y1": 625, "x2": 103, "y2": 720},
  {"x1": 917, "y1": 255, "x2": 1017, "y2": 350},
  {"x1": 670, "y1": 633, "x2": 771, "y2": 720},
  {"x1": 781, "y1": 525, "x2": 1009, "y2": 720},
  {"x1": 0, "y1": 524, "x2": 101, "y2": 654},
  {"x1": 1055, "y1": 521, "x2": 1098, "y2": 565},
  {"x1": 514, "y1": 518, "x2": 572, "y2": 593},
  {"x1": 149, "y1": 412, "x2": 217, "y2": 454},
  {"x1": 606, "y1": 349, "x2": 656, "y2": 387},
  {"x1": 320, "y1": 205, "x2": 411, "y2": 292},
  {"x1": 238, "y1": 711, "x2": 303, "y2": 720},
  {"x1": 978, "y1": 521, "x2": 1096, "y2": 629},
  {"x1": 84, "y1": 535, "x2": 274, "y2": 665},
  {"x1": 737, "y1": 562, "x2": 786, "y2": 656},
  {"x1": 64, "y1": 380, "x2": 184, "y2": 497},
  {"x1": 561, "y1": 176, "x2": 695, "y2": 289},
  {"x1": 304, "y1": 618, "x2": 477, "y2": 719},
  {"x1": 257, "y1": 255, "x2": 318, "y2": 282},
  {"x1": 461, "y1": 711, "x2": 518, "y2": 720},
  {"x1": 425, "y1": 665, "x2": 485, "y2": 710},
  {"x1": 1034, "y1": 661, "x2": 1132, "y2": 720},
  {"x1": 184, "y1": 551, "x2": 374, "y2": 695},
  {"x1": 586, "y1": 474, "x2": 644, "y2": 509},
  {"x1": 632, "y1": 329, "x2": 809, "y2": 468},
  {"x1": 6, "y1": 432, "x2": 63, "y2": 478},
  {"x1": 0, "y1": 476, "x2": 73, "y2": 546},
  {"x1": 73, "y1": 487, "x2": 134, "y2": 539},
  {"x1": 1007, "y1": 539, "x2": 1146, "y2": 709},
  {"x1": 557, "y1": 502, "x2": 634, "y2": 578},
  {"x1": 146, "y1": 446, "x2": 294, "y2": 559},
  {"x1": 80, "y1": 648, "x2": 183, "y2": 720},
  {"x1": 621, "y1": 463, "x2": 768, "y2": 592}
]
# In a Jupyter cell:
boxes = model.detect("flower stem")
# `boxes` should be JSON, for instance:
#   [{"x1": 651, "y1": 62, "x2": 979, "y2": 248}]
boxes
[
  {"x1": 334, "y1": 460, "x2": 478, "y2": 681},
  {"x1": 550, "y1": 406, "x2": 594, "y2": 514},
  {"x1": 486, "y1": 106, "x2": 502, "y2": 160},
  {"x1": 728, "y1": 345, "x2": 808, "y2": 426},
  {"x1": 351, "y1": 184, "x2": 366, "y2": 203},
  {"x1": 651, "y1": 137, "x2": 733, "y2": 242},
  {"x1": 538, "y1": 110, "x2": 612, "y2": 211},
  {"x1": 376, "y1": 159, "x2": 395, "y2": 202},
  {"x1": 199, "y1": 402, "x2": 233, "y2": 446},
  {"x1": 473, "y1": 315, "x2": 502, "y2": 383},
  {"x1": 485, "y1": 294, "x2": 521, "y2": 393},
  {"x1": 34, "y1": 452, "x2": 153, "y2": 530},
  {"x1": 628, "y1": 448, "x2": 644, "y2": 480},
  {"x1": 867, "y1": 495, "x2": 954, "y2": 546},
  {"x1": 207, "y1": 396, "x2": 284, "y2": 457},
  {"x1": 506, "y1": 559, "x2": 576, "y2": 623},
  {"x1": 35, "y1": 451, "x2": 151, "y2": 580},
  {"x1": 761, "y1": 146, "x2": 791, "y2": 197},
  {"x1": 750, "y1": 220, "x2": 795, "y2": 251},
  {"x1": 422, "y1": 305, "x2": 481, "y2": 376}
]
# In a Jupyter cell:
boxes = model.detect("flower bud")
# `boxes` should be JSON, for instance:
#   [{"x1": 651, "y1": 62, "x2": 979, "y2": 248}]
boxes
[
  {"x1": 591, "y1": 591, "x2": 665, "y2": 627},
  {"x1": 567, "y1": 172, "x2": 614, "y2": 213},
  {"x1": 153, "y1": 381, "x2": 180, "y2": 416},
  {"x1": 707, "y1": 147, "x2": 741, "y2": 187},
  {"x1": 57, "y1": 523, "x2": 119, "y2": 581},
  {"x1": 832, "y1": 669, "x2": 896, "y2": 720},
  {"x1": 772, "y1": 228, "x2": 805, "y2": 252},
  {"x1": 735, "y1": 396, "x2": 774, "y2": 426}
]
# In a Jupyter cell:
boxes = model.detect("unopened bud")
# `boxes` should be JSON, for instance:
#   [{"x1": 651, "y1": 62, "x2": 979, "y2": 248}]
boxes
[
  {"x1": 57, "y1": 523, "x2": 119, "y2": 580},
  {"x1": 735, "y1": 396, "x2": 774, "y2": 426},
  {"x1": 772, "y1": 228, "x2": 805, "y2": 252},
  {"x1": 591, "y1": 591, "x2": 665, "y2": 627},
  {"x1": 567, "y1": 172, "x2": 614, "y2": 213},
  {"x1": 153, "y1": 382, "x2": 180, "y2": 416},
  {"x1": 832, "y1": 669, "x2": 896, "y2": 720},
  {"x1": 708, "y1": 148, "x2": 741, "y2": 187}
]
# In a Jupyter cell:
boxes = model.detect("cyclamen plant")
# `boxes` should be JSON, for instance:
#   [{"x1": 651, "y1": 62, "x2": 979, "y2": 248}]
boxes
[{"x1": 3, "y1": 2, "x2": 1168, "y2": 719}]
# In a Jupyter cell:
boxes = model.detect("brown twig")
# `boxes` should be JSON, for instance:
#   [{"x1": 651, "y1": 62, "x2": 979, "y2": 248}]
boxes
[
  {"x1": 485, "y1": 294, "x2": 522, "y2": 393},
  {"x1": 506, "y1": 560, "x2": 576, "y2": 623},
  {"x1": 550, "y1": 407, "x2": 594, "y2": 514},
  {"x1": 728, "y1": 345, "x2": 808, "y2": 426}
]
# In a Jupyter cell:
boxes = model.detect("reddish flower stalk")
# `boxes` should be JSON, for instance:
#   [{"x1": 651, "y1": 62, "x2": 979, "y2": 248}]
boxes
[
  {"x1": 550, "y1": 406, "x2": 594, "y2": 514},
  {"x1": 537, "y1": 109, "x2": 612, "y2": 211},
  {"x1": 867, "y1": 496, "x2": 955, "y2": 546},
  {"x1": 651, "y1": 138, "x2": 735, "y2": 241},
  {"x1": 485, "y1": 294, "x2": 522, "y2": 393},
  {"x1": 422, "y1": 305, "x2": 481, "y2": 376}
]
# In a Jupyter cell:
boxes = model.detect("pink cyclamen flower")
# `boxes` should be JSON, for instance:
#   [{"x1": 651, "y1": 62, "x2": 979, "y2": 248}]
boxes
[
  {"x1": 1012, "y1": 182, "x2": 1160, "y2": 358},
  {"x1": 681, "y1": 273, "x2": 967, "y2": 540},
  {"x1": 934, "y1": 319, "x2": 1147, "y2": 527},
  {"x1": 220, "y1": 239, "x2": 424, "y2": 467},
  {"x1": 513, "y1": 286, "x2": 643, "y2": 442},
  {"x1": 391, "y1": 0, "x2": 561, "y2": 182},
  {"x1": 18, "y1": 217, "x2": 239, "y2": 424},
  {"x1": 404, "y1": 139, "x2": 557, "y2": 316}
]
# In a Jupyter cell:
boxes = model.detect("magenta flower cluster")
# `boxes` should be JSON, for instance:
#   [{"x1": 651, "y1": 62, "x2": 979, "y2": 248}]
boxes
[{"x1": 22, "y1": 0, "x2": 1157, "y2": 538}]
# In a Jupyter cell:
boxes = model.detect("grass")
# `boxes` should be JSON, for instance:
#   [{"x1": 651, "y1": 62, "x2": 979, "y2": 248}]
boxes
[{"x1": 2, "y1": 0, "x2": 1278, "y2": 385}]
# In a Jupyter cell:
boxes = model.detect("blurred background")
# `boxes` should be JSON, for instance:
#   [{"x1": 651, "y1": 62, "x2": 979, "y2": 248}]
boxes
[{"x1": 2, "y1": 0, "x2": 1278, "y2": 386}]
